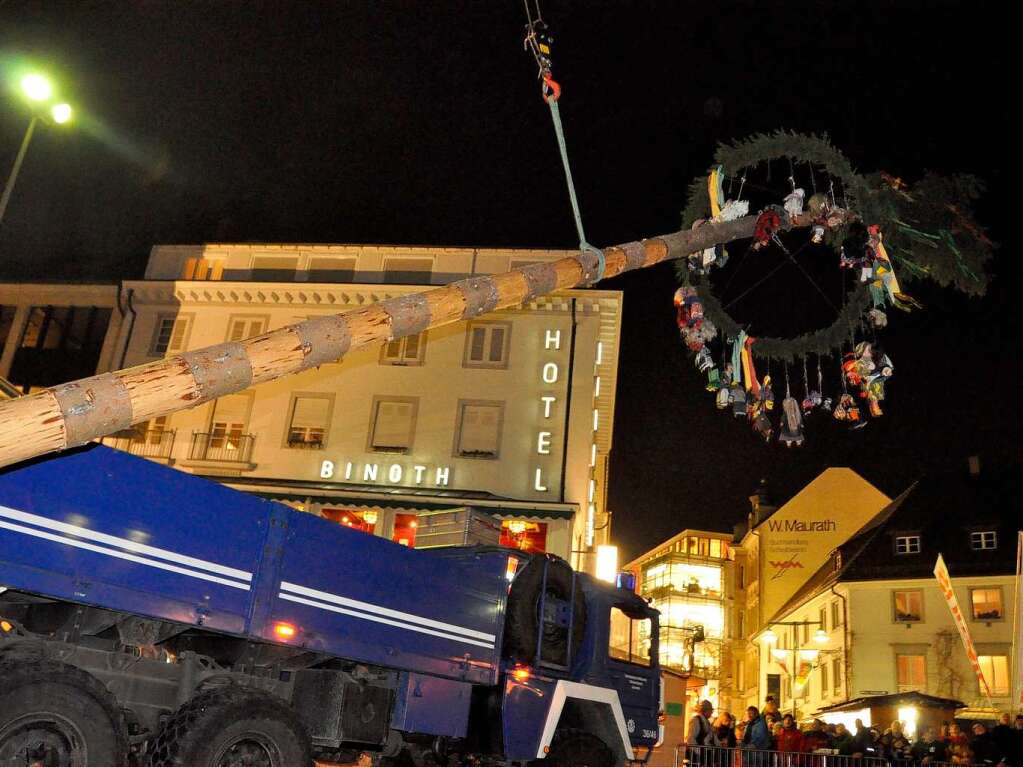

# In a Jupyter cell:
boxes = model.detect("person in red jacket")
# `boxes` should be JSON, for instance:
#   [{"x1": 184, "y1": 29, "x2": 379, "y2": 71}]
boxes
[{"x1": 777, "y1": 714, "x2": 805, "y2": 753}]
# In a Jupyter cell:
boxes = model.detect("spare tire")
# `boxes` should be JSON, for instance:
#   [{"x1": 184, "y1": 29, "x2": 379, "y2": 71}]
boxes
[{"x1": 504, "y1": 556, "x2": 586, "y2": 666}]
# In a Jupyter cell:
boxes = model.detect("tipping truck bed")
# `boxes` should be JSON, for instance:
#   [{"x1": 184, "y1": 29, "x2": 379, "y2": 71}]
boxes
[{"x1": 0, "y1": 444, "x2": 506, "y2": 685}]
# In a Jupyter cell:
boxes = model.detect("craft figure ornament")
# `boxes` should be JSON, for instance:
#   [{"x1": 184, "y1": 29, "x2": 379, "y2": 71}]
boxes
[
  {"x1": 842, "y1": 341, "x2": 893, "y2": 417},
  {"x1": 779, "y1": 395, "x2": 805, "y2": 447},
  {"x1": 673, "y1": 286, "x2": 717, "y2": 351},
  {"x1": 783, "y1": 187, "x2": 805, "y2": 219}
]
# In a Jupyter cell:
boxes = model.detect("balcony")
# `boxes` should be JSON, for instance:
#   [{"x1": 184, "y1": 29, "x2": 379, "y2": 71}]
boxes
[
  {"x1": 102, "y1": 429, "x2": 176, "y2": 463},
  {"x1": 181, "y1": 432, "x2": 256, "y2": 472}
]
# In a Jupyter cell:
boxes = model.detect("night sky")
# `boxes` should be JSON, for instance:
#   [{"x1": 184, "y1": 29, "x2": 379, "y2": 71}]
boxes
[{"x1": 0, "y1": 2, "x2": 1016, "y2": 562}]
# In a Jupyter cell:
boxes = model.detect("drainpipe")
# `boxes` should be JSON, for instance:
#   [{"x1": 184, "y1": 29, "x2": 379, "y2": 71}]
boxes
[
  {"x1": 118, "y1": 288, "x2": 138, "y2": 369},
  {"x1": 831, "y1": 585, "x2": 851, "y2": 699}
]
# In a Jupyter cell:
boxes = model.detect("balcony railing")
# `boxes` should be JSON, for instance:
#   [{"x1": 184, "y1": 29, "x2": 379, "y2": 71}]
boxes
[
  {"x1": 102, "y1": 430, "x2": 176, "y2": 460},
  {"x1": 188, "y1": 432, "x2": 255, "y2": 463}
]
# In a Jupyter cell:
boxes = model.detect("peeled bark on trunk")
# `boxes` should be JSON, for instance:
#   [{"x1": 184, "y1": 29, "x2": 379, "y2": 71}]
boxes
[{"x1": 0, "y1": 213, "x2": 819, "y2": 470}]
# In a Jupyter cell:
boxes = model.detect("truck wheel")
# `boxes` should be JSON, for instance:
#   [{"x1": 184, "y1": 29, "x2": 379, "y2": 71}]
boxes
[
  {"x1": 0, "y1": 659, "x2": 128, "y2": 767},
  {"x1": 545, "y1": 729, "x2": 615, "y2": 767},
  {"x1": 504, "y1": 556, "x2": 586, "y2": 666},
  {"x1": 147, "y1": 686, "x2": 312, "y2": 767}
]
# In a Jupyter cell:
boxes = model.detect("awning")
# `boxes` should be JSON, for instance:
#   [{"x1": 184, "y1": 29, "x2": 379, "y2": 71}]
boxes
[{"x1": 817, "y1": 690, "x2": 965, "y2": 714}]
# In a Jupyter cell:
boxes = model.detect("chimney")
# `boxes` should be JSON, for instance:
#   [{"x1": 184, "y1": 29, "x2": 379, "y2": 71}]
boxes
[{"x1": 968, "y1": 455, "x2": 981, "y2": 477}]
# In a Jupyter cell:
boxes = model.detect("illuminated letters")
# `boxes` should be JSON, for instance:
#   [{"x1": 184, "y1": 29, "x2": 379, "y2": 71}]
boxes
[
  {"x1": 534, "y1": 468, "x2": 548, "y2": 492},
  {"x1": 545, "y1": 329, "x2": 561, "y2": 350},
  {"x1": 435, "y1": 467, "x2": 450, "y2": 486},
  {"x1": 537, "y1": 431, "x2": 552, "y2": 455},
  {"x1": 320, "y1": 460, "x2": 335, "y2": 479},
  {"x1": 542, "y1": 362, "x2": 559, "y2": 384},
  {"x1": 363, "y1": 464, "x2": 378, "y2": 482},
  {"x1": 388, "y1": 464, "x2": 403, "y2": 483},
  {"x1": 413, "y1": 465, "x2": 427, "y2": 484},
  {"x1": 541, "y1": 395, "x2": 556, "y2": 418}
]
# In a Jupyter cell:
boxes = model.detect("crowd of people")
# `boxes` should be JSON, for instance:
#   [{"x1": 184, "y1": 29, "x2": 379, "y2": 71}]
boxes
[{"x1": 686, "y1": 698, "x2": 1023, "y2": 766}]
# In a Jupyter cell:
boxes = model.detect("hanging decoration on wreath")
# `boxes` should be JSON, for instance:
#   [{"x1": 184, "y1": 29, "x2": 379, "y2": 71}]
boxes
[{"x1": 670, "y1": 131, "x2": 994, "y2": 445}]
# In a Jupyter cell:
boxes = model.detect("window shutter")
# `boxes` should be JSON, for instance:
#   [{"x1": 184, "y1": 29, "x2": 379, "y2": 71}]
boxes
[
  {"x1": 373, "y1": 401, "x2": 413, "y2": 448},
  {"x1": 291, "y1": 397, "x2": 329, "y2": 429},
  {"x1": 168, "y1": 319, "x2": 187, "y2": 352},
  {"x1": 404, "y1": 333, "x2": 421, "y2": 360},
  {"x1": 211, "y1": 394, "x2": 250, "y2": 429},
  {"x1": 469, "y1": 327, "x2": 486, "y2": 361},
  {"x1": 459, "y1": 404, "x2": 499, "y2": 455}
]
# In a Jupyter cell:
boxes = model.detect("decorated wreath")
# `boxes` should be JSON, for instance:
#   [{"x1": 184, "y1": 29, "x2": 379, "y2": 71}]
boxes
[{"x1": 672, "y1": 131, "x2": 994, "y2": 444}]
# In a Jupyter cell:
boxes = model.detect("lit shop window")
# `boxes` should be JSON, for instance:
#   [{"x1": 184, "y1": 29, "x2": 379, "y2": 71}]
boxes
[
  {"x1": 151, "y1": 314, "x2": 191, "y2": 355},
  {"x1": 970, "y1": 587, "x2": 1003, "y2": 620},
  {"x1": 499, "y1": 520, "x2": 547, "y2": 553},
  {"x1": 286, "y1": 395, "x2": 332, "y2": 449},
  {"x1": 369, "y1": 398, "x2": 417, "y2": 453},
  {"x1": 227, "y1": 315, "x2": 267, "y2": 343},
  {"x1": 181, "y1": 257, "x2": 224, "y2": 280},
  {"x1": 322, "y1": 508, "x2": 379, "y2": 534},
  {"x1": 392, "y1": 514, "x2": 419, "y2": 547},
  {"x1": 380, "y1": 332, "x2": 426, "y2": 366},
  {"x1": 464, "y1": 322, "x2": 511, "y2": 368}
]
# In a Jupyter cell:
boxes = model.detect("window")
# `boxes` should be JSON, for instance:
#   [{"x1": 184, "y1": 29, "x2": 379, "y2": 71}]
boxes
[
  {"x1": 832, "y1": 657, "x2": 842, "y2": 694},
  {"x1": 307, "y1": 257, "x2": 356, "y2": 283},
  {"x1": 831, "y1": 600, "x2": 843, "y2": 628},
  {"x1": 896, "y1": 654, "x2": 927, "y2": 691},
  {"x1": 150, "y1": 314, "x2": 191, "y2": 355},
  {"x1": 970, "y1": 588, "x2": 1004, "y2": 620},
  {"x1": 737, "y1": 564, "x2": 745, "y2": 590},
  {"x1": 821, "y1": 662, "x2": 829, "y2": 698},
  {"x1": 226, "y1": 315, "x2": 267, "y2": 343},
  {"x1": 463, "y1": 322, "x2": 511, "y2": 368},
  {"x1": 181, "y1": 257, "x2": 223, "y2": 280},
  {"x1": 971, "y1": 531, "x2": 998, "y2": 550},
  {"x1": 455, "y1": 401, "x2": 503, "y2": 458},
  {"x1": 735, "y1": 659, "x2": 745, "y2": 691},
  {"x1": 819, "y1": 607, "x2": 827, "y2": 633},
  {"x1": 322, "y1": 507, "x2": 377, "y2": 535},
  {"x1": 383, "y1": 257, "x2": 433, "y2": 285},
  {"x1": 736, "y1": 610, "x2": 745, "y2": 639},
  {"x1": 608, "y1": 606, "x2": 651, "y2": 667},
  {"x1": 135, "y1": 416, "x2": 169, "y2": 444},
  {"x1": 392, "y1": 513, "x2": 418, "y2": 547},
  {"x1": 208, "y1": 393, "x2": 252, "y2": 450},
  {"x1": 369, "y1": 397, "x2": 417, "y2": 453},
  {"x1": 251, "y1": 256, "x2": 298, "y2": 281},
  {"x1": 286, "y1": 394, "x2": 332, "y2": 449},
  {"x1": 893, "y1": 590, "x2": 924, "y2": 622},
  {"x1": 380, "y1": 332, "x2": 427, "y2": 366},
  {"x1": 977, "y1": 655, "x2": 1010, "y2": 696},
  {"x1": 895, "y1": 535, "x2": 921, "y2": 554},
  {"x1": 499, "y1": 520, "x2": 548, "y2": 553}
]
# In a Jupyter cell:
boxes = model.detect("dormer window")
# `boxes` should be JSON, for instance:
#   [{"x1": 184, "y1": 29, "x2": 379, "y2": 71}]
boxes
[
  {"x1": 894, "y1": 535, "x2": 921, "y2": 555},
  {"x1": 970, "y1": 531, "x2": 997, "y2": 551}
]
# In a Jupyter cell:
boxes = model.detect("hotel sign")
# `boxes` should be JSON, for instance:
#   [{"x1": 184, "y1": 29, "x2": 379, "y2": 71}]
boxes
[{"x1": 320, "y1": 459, "x2": 451, "y2": 488}]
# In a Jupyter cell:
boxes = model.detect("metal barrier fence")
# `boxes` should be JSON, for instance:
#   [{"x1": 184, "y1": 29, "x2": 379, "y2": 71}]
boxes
[{"x1": 675, "y1": 745, "x2": 988, "y2": 767}]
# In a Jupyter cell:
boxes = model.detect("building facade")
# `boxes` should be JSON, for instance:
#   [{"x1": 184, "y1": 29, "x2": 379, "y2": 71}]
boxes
[
  {"x1": 728, "y1": 469, "x2": 891, "y2": 712},
  {"x1": 626, "y1": 530, "x2": 734, "y2": 713},
  {"x1": 2, "y1": 243, "x2": 624, "y2": 574},
  {"x1": 756, "y1": 467, "x2": 1019, "y2": 730}
]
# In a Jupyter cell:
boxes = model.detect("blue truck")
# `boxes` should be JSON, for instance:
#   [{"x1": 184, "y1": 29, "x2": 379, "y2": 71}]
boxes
[{"x1": 0, "y1": 444, "x2": 661, "y2": 767}]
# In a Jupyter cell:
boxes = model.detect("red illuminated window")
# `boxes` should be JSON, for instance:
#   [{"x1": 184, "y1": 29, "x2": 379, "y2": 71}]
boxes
[
  {"x1": 500, "y1": 520, "x2": 548, "y2": 553},
  {"x1": 392, "y1": 514, "x2": 418, "y2": 547},
  {"x1": 322, "y1": 508, "x2": 378, "y2": 534}
]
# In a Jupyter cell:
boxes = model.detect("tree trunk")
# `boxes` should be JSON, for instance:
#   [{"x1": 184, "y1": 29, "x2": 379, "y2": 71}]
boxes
[{"x1": 0, "y1": 213, "x2": 817, "y2": 470}]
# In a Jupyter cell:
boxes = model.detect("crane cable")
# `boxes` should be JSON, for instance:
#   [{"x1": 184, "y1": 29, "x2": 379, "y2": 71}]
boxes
[{"x1": 522, "y1": 1, "x2": 605, "y2": 282}]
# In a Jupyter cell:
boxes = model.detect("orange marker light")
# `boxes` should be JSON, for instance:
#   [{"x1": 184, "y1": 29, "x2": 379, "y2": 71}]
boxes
[
  {"x1": 273, "y1": 622, "x2": 297, "y2": 640},
  {"x1": 512, "y1": 665, "x2": 531, "y2": 683},
  {"x1": 505, "y1": 556, "x2": 518, "y2": 583},
  {"x1": 0, "y1": 620, "x2": 12, "y2": 633}
]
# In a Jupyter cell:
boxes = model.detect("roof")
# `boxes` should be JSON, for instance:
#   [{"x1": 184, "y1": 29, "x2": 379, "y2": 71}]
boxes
[
  {"x1": 818, "y1": 690, "x2": 966, "y2": 713},
  {"x1": 625, "y1": 528, "x2": 733, "y2": 569},
  {"x1": 766, "y1": 469, "x2": 1020, "y2": 623}
]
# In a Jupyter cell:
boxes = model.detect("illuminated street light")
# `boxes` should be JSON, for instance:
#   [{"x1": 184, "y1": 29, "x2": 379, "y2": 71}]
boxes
[
  {"x1": 761, "y1": 628, "x2": 777, "y2": 644},
  {"x1": 814, "y1": 628, "x2": 828, "y2": 644},
  {"x1": 51, "y1": 103, "x2": 72, "y2": 124},
  {"x1": 21, "y1": 74, "x2": 52, "y2": 102}
]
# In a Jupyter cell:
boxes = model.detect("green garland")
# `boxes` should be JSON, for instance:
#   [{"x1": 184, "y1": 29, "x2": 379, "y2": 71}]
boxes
[{"x1": 674, "y1": 131, "x2": 994, "y2": 361}]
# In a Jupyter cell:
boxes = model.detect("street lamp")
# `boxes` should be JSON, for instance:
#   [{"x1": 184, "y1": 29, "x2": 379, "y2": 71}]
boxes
[
  {"x1": 763, "y1": 619, "x2": 826, "y2": 718},
  {"x1": 0, "y1": 72, "x2": 75, "y2": 227}
]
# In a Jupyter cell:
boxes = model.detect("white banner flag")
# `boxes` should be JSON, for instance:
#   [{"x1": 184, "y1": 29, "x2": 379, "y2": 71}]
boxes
[
  {"x1": 1013, "y1": 533, "x2": 1023, "y2": 708},
  {"x1": 934, "y1": 553, "x2": 992, "y2": 702}
]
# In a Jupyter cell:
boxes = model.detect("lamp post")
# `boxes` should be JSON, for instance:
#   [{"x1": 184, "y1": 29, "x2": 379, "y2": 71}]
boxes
[
  {"x1": 762, "y1": 620, "x2": 827, "y2": 718},
  {"x1": 0, "y1": 74, "x2": 74, "y2": 227}
]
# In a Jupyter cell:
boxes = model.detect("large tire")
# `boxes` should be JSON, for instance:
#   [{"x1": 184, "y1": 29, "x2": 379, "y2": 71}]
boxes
[
  {"x1": 147, "y1": 685, "x2": 312, "y2": 767},
  {"x1": 504, "y1": 556, "x2": 586, "y2": 666},
  {"x1": 545, "y1": 729, "x2": 615, "y2": 767},
  {"x1": 0, "y1": 659, "x2": 128, "y2": 767}
]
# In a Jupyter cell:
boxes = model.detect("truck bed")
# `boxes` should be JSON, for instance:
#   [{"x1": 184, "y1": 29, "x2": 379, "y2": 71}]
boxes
[{"x1": 0, "y1": 445, "x2": 505, "y2": 685}]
